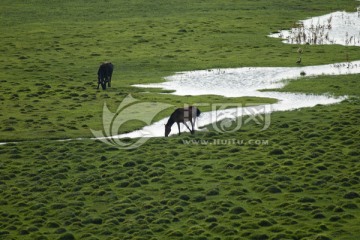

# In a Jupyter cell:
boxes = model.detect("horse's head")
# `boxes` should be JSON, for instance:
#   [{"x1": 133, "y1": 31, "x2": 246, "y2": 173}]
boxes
[
  {"x1": 100, "y1": 81, "x2": 107, "y2": 90},
  {"x1": 98, "y1": 74, "x2": 107, "y2": 90},
  {"x1": 165, "y1": 124, "x2": 171, "y2": 137}
]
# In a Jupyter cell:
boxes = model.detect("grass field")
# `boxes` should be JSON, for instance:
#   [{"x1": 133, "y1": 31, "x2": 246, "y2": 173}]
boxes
[{"x1": 1, "y1": 0, "x2": 359, "y2": 239}]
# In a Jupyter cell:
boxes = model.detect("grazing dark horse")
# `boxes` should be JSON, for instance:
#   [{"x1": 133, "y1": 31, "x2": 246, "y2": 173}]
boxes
[
  {"x1": 97, "y1": 62, "x2": 114, "y2": 90},
  {"x1": 165, "y1": 106, "x2": 201, "y2": 137}
]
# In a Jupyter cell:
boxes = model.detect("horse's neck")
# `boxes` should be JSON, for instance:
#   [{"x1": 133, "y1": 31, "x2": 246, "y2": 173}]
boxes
[{"x1": 166, "y1": 117, "x2": 175, "y2": 127}]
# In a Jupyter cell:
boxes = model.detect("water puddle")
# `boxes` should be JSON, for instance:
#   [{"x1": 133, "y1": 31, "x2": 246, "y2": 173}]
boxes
[
  {"x1": 134, "y1": 61, "x2": 360, "y2": 98},
  {"x1": 268, "y1": 8, "x2": 360, "y2": 46}
]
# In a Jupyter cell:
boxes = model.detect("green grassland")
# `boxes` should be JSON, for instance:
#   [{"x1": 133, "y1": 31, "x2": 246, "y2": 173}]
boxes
[{"x1": 1, "y1": 0, "x2": 360, "y2": 239}]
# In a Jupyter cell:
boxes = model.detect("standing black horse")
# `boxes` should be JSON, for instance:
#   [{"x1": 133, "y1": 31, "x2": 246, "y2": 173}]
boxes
[
  {"x1": 97, "y1": 62, "x2": 114, "y2": 90},
  {"x1": 165, "y1": 106, "x2": 201, "y2": 137}
]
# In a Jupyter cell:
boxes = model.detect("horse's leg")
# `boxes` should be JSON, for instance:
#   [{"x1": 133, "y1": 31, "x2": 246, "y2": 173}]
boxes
[
  {"x1": 183, "y1": 122, "x2": 193, "y2": 134},
  {"x1": 101, "y1": 79, "x2": 106, "y2": 90},
  {"x1": 108, "y1": 66, "x2": 113, "y2": 87},
  {"x1": 190, "y1": 119, "x2": 195, "y2": 134},
  {"x1": 177, "y1": 122, "x2": 181, "y2": 135},
  {"x1": 97, "y1": 72, "x2": 104, "y2": 89}
]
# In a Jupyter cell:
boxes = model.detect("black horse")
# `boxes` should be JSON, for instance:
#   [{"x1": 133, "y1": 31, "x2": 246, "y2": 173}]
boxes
[
  {"x1": 165, "y1": 106, "x2": 201, "y2": 137},
  {"x1": 97, "y1": 62, "x2": 114, "y2": 90}
]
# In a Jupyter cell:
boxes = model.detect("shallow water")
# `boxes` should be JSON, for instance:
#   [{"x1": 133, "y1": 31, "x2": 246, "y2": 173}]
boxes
[
  {"x1": 268, "y1": 9, "x2": 360, "y2": 46},
  {"x1": 134, "y1": 61, "x2": 360, "y2": 98}
]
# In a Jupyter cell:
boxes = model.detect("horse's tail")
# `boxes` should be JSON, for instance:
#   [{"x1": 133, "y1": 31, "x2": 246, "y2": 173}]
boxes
[{"x1": 196, "y1": 107, "x2": 201, "y2": 117}]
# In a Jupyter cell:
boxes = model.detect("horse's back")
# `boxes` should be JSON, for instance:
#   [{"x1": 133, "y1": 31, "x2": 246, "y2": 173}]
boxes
[
  {"x1": 171, "y1": 106, "x2": 200, "y2": 122},
  {"x1": 98, "y1": 62, "x2": 113, "y2": 76},
  {"x1": 106, "y1": 62, "x2": 114, "y2": 75},
  {"x1": 171, "y1": 108, "x2": 183, "y2": 119}
]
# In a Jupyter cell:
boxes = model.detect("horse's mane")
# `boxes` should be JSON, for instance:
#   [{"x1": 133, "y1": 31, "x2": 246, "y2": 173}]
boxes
[
  {"x1": 166, "y1": 108, "x2": 180, "y2": 127},
  {"x1": 166, "y1": 115, "x2": 175, "y2": 127}
]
